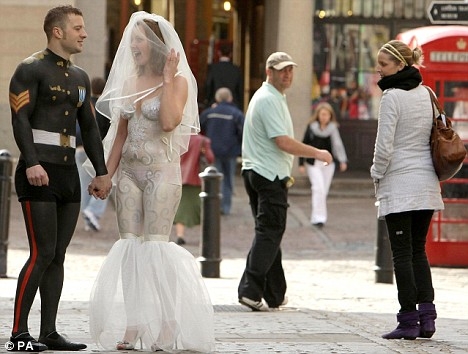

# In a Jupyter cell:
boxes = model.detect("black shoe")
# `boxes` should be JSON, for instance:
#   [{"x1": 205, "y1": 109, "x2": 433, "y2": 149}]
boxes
[
  {"x1": 176, "y1": 237, "x2": 186, "y2": 245},
  {"x1": 38, "y1": 331, "x2": 87, "y2": 351},
  {"x1": 8, "y1": 332, "x2": 48, "y2": 352}
]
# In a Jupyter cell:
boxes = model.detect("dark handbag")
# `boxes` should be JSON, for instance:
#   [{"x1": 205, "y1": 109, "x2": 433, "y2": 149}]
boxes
[
  {"x1": 199, "y1": 137, "x2": 211, "y2": 173},
  {"x1": 425, "y1": 86, "x2": 467, "y2": 181}
]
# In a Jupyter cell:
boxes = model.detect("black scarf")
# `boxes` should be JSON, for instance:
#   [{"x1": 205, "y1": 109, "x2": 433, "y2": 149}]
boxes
[{"x1": 377, "y1": 66, "x2": 422, "y2": 91}]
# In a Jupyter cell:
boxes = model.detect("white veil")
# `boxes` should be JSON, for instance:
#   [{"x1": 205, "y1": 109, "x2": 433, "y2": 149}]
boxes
[{"x1": 96, "y1": 11, "x2": 199, "y2": 163}]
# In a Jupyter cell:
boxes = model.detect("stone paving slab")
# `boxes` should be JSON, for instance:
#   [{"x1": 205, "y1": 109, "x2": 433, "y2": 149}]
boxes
[{"x1": 2, "y1": 252, "x2": 467, "y2": 353}]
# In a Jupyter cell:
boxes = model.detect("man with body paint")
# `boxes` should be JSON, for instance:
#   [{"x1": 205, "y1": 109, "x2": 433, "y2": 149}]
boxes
[{"x1": 8, "y1": 5, "x2": 111, "y2": 351}]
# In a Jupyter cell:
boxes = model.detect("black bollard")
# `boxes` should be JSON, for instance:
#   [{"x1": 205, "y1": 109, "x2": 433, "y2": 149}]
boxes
[
  {"x1": 374, "y1": 217, "x2": 393, "y2": 284},
  {"x1": 0, "y1": 150, "x2": 13, "y2": 278},
  {"x1": 198, "y1": 166, "x2": 223, "y2": 278}
]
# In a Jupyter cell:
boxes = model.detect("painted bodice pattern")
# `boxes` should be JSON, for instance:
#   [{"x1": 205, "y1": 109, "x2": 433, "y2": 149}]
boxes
[
  {"x1": 119, "y1": 85, "x2": 181, "y2": 187},
  {"x1": 123, "y1": 96, "x2": 176, "y2": 163}
]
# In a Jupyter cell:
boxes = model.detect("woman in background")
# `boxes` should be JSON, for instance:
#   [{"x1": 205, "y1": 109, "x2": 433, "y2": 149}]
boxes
[{"x1": 174, "y1": 134, "x2": 215, "y2": 245}]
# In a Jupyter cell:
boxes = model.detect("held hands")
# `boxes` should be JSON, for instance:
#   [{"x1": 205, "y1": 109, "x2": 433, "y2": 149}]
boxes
[
  {"x1": 26, "y1": 165, "x2": 49, "y2": 186},
  {"x1": 88, "y1": 174, "x2": 112, "y2": 200},
  {"x1": 163, "y1": 48, "x2": 180, "y2": 84}
]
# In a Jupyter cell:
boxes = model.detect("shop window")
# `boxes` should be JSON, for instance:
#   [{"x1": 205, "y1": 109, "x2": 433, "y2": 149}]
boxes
[
  {"x1": 313, "y1": 23, "x2": 389, "y2": 120},
  {"x1": 316, "y1": 0, "x2": 432, "y2": 19}
]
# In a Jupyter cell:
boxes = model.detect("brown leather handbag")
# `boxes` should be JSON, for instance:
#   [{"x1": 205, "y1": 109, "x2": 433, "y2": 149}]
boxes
[{"x1": 425, "y1": 86, "x2": 467, "y2": 181}]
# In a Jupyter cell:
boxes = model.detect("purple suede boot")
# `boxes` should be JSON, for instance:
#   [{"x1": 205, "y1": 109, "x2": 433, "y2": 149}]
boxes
[
  {"x1": 382, "y1": 311, "x2": 420, "y2": 340},
  {"x1": 418, "y1": 303, "x2": 437, "y2": 338}
]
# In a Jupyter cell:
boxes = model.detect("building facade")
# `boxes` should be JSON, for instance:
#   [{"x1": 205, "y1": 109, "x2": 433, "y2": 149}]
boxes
[
  {"x1": 0, "y1": 0, "x2": 106, "y2": 156},
  {"x1": 0, "y1": 0, "x2": 451, "y2": 172}
]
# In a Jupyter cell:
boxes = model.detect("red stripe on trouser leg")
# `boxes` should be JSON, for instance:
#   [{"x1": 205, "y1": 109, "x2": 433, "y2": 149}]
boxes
[{"x1": 13, "y1": 201, "x2": 38, "y2": 333}]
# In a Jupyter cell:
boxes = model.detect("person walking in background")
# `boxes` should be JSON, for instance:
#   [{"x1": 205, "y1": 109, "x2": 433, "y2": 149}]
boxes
[
  {"x1": 326, "y1": 87, "x2": 346, "y2": 120},
  {"x1": 173, "y1": 134, "x2": 215, "y2": 245},
  {"x1": 200, "y1": 87, "x2": 244, "y2": 215},
  {"x1": 76, "y1": 77, "x2": 110, "y2": 231},
  {"x1": 88, "y1": 12, "x2": 214, "y2": 352},
  {"x1": 346, "y1": 82, "x2": 360, "y2": 120},
  {"x1": 8, "y1": 5, "x2": 111, "y2": 351},
  {"x1": 205, "y1": 43, "x2": 243, "y2": 110},
  {"x1": 298, "y1": 102, "x2": 348, "y2": 228},
  {"x1": 238, "y1": 52, "x2": 332, "y2": 312},
  {"x1": 90, "y1": 77, "x2": 111, "y2": 140},
  {"x1": 371, "y1": 40, "x2": 444, "y2": 340}
]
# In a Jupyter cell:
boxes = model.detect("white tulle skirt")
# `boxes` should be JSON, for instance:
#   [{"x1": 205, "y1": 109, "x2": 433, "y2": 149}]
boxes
[{"x1": 89, "y1": 238, "x2": 215, "y2": 352}]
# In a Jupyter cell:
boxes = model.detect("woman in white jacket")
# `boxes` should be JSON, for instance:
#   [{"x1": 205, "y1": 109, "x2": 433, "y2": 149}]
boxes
[{"x1": 371, "y1": 40, "x2": 444, "y2": 340}]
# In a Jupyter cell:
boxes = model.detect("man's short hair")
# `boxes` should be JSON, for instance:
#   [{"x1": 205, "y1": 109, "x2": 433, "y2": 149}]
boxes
[
  {"x1": 43, "y1": 5, "x2": 83, "y2": 41},
  {"x1": 219, "y1": 44, "x2": 232, "y2": 57},
  {"x1": 215, "y1": 87, "x2": 233, "y2": 103}
]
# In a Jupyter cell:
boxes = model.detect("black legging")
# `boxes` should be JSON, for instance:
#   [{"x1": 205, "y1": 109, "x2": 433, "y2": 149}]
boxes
[
  {"x1": 12, "y1": 201, "x2": 80, "y2": 337},
  {"x1": 385, "y1": 209, "x2": 435, "y2": 313}
]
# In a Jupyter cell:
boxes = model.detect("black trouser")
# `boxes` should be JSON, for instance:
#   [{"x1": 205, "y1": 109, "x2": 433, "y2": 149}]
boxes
[
  {"x1": 13, "y1": 161, "x2": 81, "y2": 337},
  {"x1": 238, "y1": 170, "x2": 289, "y2": 308},
  {"x1": 385, "y1": 209, "x2": 435, "y2": 313}
]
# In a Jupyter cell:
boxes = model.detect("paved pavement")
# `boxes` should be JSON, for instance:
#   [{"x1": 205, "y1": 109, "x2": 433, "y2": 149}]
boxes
[{"x1": 1, "y1": 173, "x2": 468, "y2": 353}]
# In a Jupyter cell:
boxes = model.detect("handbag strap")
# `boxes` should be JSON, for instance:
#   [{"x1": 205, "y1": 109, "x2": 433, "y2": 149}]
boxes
[
  {"x1": 424, "y1": 86, "x2": 445, "y2": 113},
  {"x1": 424, "y1": 85, "x2": 447, "y2": 126},
  {"x1": 424, "y1": 86, "x2": 437, "y2": 123}
]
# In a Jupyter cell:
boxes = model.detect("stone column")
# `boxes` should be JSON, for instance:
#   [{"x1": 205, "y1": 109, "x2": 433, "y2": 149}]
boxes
[
  {"x1": 264, "y1": 0, "x2": 314, "y2": 174},
  {"x1": 74, "y1": 0, "x2": 107, "y2": 80}
]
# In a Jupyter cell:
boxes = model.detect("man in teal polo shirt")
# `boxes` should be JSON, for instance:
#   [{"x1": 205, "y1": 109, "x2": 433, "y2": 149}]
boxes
[{"x1": 238, "y1": 52, "x2": 332, "y2": 311}]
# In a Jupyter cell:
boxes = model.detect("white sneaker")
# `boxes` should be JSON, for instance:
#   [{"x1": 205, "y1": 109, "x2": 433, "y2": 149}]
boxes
[
  {"x1": 239, "y1": 297, "x2": 269, "y2": 312},
  {"x1": 83, "y1": 210, "x2": 101, "y2": 231}
]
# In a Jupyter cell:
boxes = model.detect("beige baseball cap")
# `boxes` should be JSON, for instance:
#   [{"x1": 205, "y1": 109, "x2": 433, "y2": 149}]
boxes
[{"x1": 266, "y1": 52, "x2": 298, "y2": 70}]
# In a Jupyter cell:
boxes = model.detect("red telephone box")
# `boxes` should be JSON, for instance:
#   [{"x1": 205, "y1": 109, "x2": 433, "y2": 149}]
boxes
[{"x1": 397, "y1": 26, "x2": 468, "y2": 267}]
